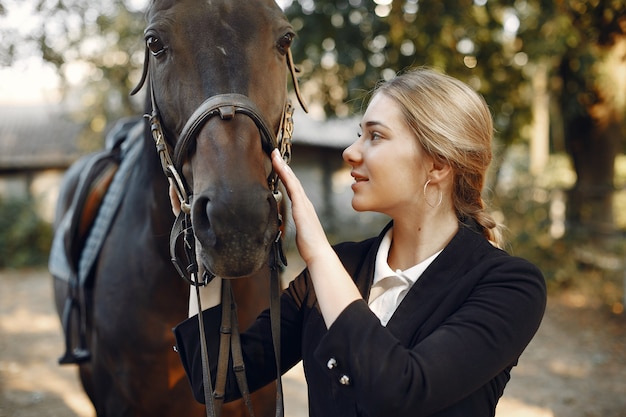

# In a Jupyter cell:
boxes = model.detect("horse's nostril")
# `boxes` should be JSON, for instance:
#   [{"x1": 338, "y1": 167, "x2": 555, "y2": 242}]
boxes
[
  {"x1": 191, "y1": 196, "x2": 212, "y2": 230},
  {"x1": 192, "y1": 196, "x2": 207, "y2": 213}
]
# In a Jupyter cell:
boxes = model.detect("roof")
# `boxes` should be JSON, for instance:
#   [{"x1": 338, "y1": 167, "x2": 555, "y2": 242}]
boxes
[
  {"x1": 292, "y1": 112, "x2": 358, "y2": 149},
  {"x1": 0, "y1": 105, "x2": 85, "y2": 170},
  {"x1": 0, "y1": 105, "x2": 359, "y2": 171}
]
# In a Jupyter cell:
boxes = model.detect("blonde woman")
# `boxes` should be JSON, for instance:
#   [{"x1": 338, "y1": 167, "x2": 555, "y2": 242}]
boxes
[{"x1": 173, "y1": 67, "x2": 546, "y2": 417}]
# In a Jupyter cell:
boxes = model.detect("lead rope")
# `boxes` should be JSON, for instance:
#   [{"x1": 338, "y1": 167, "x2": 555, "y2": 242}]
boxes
[
  {"x1": 213, "y1": 280, "x2": 233, "y2": 417},
  {"x1": 269, "y1": 56, "x2": 302, "y2": 416},
  {"x1": 270, "y1": 236, "x2": 286, "y2": 417}
]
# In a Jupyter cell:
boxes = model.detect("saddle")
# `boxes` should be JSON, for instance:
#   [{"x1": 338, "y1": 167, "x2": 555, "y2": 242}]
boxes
[{"x1": 49, "y1": 117, "x2": 142, "y2": 364}]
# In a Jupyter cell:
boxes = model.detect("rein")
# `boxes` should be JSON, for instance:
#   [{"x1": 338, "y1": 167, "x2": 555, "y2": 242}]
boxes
[{"x1": 132, "y1": 48, "x2": 306, "y2": 417}]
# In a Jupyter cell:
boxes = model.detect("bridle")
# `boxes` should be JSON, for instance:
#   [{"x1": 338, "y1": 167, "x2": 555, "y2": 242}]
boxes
[{"x1": 132, "y1": 46, "x2": 307, "y2": 417}]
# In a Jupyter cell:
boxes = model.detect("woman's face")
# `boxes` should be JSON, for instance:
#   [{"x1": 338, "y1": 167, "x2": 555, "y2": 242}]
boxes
[{"x1": 343, "y1": 93, "x2": 433, "y2": 217}]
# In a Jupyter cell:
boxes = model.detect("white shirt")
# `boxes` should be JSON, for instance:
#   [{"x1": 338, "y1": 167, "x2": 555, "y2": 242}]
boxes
[{"x1": 368, "y1": 228, "x2": 441, "y2": 326}]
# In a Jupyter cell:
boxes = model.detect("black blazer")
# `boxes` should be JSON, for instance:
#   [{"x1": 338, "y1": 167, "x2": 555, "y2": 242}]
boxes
[{"x1": 174, "y1": 221, "x2": 546, "y2": 417}]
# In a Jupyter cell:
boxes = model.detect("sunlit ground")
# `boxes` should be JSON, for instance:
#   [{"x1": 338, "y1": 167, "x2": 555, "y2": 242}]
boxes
[{"x1": 5, "y1": 265, "x2": 625, "y2": 417}]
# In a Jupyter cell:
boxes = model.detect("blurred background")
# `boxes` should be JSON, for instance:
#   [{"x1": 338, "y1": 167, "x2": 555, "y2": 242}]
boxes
[
  {"x1": 2, "y1": 0, "x2": 626, "y2": 307},
  {"x1": 0, "y1": 1, "x2": 625, "y2": 416}
]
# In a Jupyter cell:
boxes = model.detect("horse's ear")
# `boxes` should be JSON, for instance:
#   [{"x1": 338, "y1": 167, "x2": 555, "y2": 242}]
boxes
[
  {"x1": 130, "y1": 47, "x2": 150, "y2": 96},
  {"x1": 286, "y1": 48, "x2": 308, "y2": 113}
]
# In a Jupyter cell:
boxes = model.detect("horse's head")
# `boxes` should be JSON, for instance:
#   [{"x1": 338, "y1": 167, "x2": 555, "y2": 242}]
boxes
[{"x1": 133, "y1": 0, "x2": 305, "y2": 279}]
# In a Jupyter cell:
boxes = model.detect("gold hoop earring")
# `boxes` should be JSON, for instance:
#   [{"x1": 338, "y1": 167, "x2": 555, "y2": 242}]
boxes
[{"x1": 423, "y1": 179, "x2": 443, "y2": 209}]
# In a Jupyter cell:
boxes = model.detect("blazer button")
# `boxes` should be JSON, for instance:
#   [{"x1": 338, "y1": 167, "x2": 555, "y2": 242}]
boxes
[
  {"x1": 339, "y1": 374, "x2": 350, "y2": 385},
  {"x1": 327, "y1": 357, "x2": 337, "y2": 369}
]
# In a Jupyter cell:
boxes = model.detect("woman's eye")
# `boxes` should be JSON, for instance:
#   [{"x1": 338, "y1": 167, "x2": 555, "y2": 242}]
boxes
[
  {"x1": 147, "y1": 36, "x2": 167, "y2": 57},
  {"x1": 357, "y1": 130, "x2": 381, "y2": 141}
]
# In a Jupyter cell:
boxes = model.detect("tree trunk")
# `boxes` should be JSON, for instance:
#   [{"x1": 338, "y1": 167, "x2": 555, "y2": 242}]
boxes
[
  {"x1": 530, "y1": 61, "x2": 550, "y2": 176},
  {"x1": 566, "y1": 114, "x2": 620, "y2": 241}
]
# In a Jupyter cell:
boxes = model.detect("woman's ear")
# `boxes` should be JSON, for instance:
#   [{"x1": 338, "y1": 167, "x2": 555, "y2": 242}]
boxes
[{"x1": 428, "y1": 158, "x2": 453, "y2": 184}]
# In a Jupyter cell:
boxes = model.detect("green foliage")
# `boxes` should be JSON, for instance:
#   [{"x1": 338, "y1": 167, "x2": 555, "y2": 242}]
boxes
[
  {"x1": 0, "y1": 197, "x2": 53, "y2": 269},
  {"x1": 501, "y1": 193, "x2": 625, "y2": 311},
  {"x1": 553, "y1": 1, "x2": 626, "y2": 125},
  {"x1": 285, "y1": 0, "x2": 533, "y2": 144},
  {"x1": 284, "y1": 0, "x2": 625, "y2": 146},
  {"x1": 494, "y1": 150, "x2": 625, "y2": 310}
]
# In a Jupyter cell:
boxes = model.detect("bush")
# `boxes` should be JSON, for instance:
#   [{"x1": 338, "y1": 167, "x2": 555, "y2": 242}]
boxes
[
  {"x1": 0, "y1": 197, "x2": 53, "y2": 268},
  {"x1": 492, "y1": 150, "x2": 625, "y2": 313}
]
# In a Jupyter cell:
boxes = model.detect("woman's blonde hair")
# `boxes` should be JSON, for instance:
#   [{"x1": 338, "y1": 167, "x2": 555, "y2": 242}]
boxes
[{"x1": 373, "y1": 67, "x2": 502, "y2": 245}]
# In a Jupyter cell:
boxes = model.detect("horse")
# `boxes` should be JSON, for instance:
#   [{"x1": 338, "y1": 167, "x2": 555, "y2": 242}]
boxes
[{"x1": 49, "y1": 0, "x2": 306, "y2": 416}]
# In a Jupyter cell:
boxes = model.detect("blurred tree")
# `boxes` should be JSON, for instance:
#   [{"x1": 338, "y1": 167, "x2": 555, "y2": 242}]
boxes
[
  {"x1": 285, "y1": 0, "x2": 531, "y2": 144},
  {"x1": 284, "y1": 0, "x2": 626, "y2": 240},
  {"x1": 552, "y1": 1, "x2": 626, "y2": 240}
]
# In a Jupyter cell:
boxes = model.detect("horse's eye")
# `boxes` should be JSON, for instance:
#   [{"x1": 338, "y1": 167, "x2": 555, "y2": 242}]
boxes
[
  {"x1": 277, "y1": 33, "x2": 294, "y2": 55},
  {"x1": 147, "y1": 36, "x2": 167, "y2": 57}
]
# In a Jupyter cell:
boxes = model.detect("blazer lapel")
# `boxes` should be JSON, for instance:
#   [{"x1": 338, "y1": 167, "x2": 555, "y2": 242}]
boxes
[{"x1": 386, "y1": 222, "x2": 490, "y2": 345}]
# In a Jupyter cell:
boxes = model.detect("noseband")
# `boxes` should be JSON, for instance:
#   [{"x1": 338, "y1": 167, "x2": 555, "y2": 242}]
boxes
[
  {"x1": 172, "y1": 93, "x2": 290, "y2": 206},
  {"x1": 148, "y1": 87, "x2": 296, "y2": 217}
]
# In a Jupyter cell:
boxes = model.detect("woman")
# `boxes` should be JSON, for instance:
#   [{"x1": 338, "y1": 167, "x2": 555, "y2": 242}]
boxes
[{"x1": 173, "y1": 67, "x2": 546, "y2": 416}]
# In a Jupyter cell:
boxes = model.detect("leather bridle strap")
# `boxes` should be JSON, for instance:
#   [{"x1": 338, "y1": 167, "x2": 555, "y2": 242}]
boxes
[
  {"x1": 229, "y1": 287, "x2": 256, "y2": 416},
  {"x1": 166, "y1": 92, "x2": 289, "y2": 416},
  {"x1": 191, "y1": 238, "x2": 285, "y2": 417},
  {"x1": 193, "y1": 272, "x2": 218, "y2": 417},
  {"x1": 213, "y1": 280, "x2": 232, "y2": 415},
  {"x1": 174, "y1": 94, "x2": 277, "y2": 172},
  {"x1": 269, "y1": 237, "x2": 286, "y2": 417},
  {"x1": 212, "y1": 280, "x2": 256, "y2": 417}
]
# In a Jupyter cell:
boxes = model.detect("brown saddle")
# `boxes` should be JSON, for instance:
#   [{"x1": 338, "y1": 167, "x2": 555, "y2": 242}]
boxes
[{"x1": 67, "y1": 157, "x2": 120, "y2": 269}]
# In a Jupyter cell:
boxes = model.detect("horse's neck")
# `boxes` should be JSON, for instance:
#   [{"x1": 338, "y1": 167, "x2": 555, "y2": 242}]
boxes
[{"x1": 128, "y1": 125, "x2": 173, "y2": 230}]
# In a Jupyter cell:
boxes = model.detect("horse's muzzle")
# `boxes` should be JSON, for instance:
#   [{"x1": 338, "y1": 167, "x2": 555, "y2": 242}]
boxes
[{"x1": 190, "y1": 185, "x2": 278, "y2": 278}]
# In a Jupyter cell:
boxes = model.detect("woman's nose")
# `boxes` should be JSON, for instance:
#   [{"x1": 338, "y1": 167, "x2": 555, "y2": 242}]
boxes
[{"x1": 342, "y1": 140, "x2": 360, "y2": 164}]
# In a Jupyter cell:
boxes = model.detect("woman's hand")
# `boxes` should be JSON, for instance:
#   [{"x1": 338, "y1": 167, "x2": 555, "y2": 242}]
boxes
[
  {"x1": 271, "y1": 149, "x2": 331, "y2": 264},
  {"x1": 168, "y1": 179, "x2": 182, "y2": 216}
]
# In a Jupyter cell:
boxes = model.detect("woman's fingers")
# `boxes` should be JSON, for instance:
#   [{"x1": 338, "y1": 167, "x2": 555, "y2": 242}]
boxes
[
  {"x1": 271, "y1": 149, "x2": 331, "y2": 263},
  {"x1": 168, "y1": 179, "x2": 182, "y2": 216},
  {"x1": 271, "y1": 149, "x2": 310, "y2": 214},
  {"x1": 271, "y1": 149, "x2": 299, "y2": 196}
]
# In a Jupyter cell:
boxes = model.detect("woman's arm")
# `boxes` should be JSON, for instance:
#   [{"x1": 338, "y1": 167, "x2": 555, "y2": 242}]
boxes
[{"x1": 271, "y1": 149, "x2": 361, "y2": 328}]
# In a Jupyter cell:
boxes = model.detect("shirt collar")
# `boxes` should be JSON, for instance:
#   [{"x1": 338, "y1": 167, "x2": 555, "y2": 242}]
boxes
[{"x1": 373, "y1": 227, "x2": 442, "y2": 287}]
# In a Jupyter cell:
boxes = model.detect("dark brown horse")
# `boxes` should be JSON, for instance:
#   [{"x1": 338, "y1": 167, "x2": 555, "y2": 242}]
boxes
[{"x1": 50, "y1": 0, "x2": 305, "y2": 416}]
